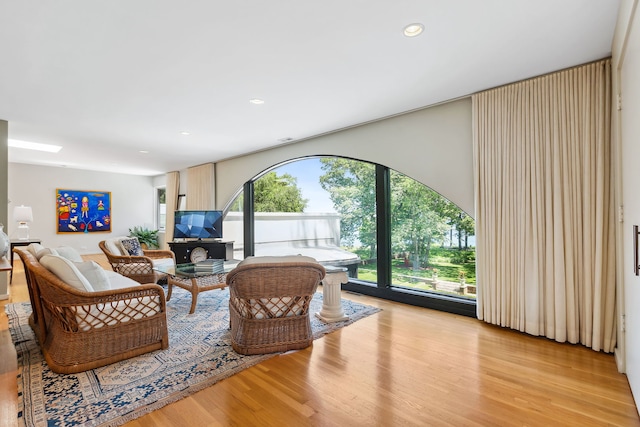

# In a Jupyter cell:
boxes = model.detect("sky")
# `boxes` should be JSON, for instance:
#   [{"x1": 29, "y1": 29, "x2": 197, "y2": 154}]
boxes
[{"x1": 274, "y1": 158, "x2": 337, "y2": 213}]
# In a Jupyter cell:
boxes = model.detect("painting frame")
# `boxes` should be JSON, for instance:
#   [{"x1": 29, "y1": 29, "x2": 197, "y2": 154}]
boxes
[{"x1": 56, "y1": 189, "x2": 112, "y2": 234}]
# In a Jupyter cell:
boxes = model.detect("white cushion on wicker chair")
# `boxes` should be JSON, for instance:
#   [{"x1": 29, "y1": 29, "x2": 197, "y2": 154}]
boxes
[
  {"x1": 74, "y1": 260, "x2": 111, "y2": 291},
  {"x1": 105, "y1": 270, "x2": 140, "y2": 289},
  {"x1": 104, "y1": 237, "x2": 128, "y2": 256},
  {"x1": 35, "y1": 247, "x2": 57, "y2": 260},
  {"x1": 40, "y1": 254, "x2": 94, "y2": 292},
  {"x1": 26, "y1": 243, "x2": 46, "y2": 258},
  {"x1": 72, "y1": 269, "x2": 155, "y2": 331},
  {"x1": 55, "y1": 246, "x2": 84, "y2": 262}
]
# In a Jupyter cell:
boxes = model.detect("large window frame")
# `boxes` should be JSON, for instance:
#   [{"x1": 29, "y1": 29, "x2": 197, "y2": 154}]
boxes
[{"x1": 240, "y1": 157, "x2": 476, "y2": 317}]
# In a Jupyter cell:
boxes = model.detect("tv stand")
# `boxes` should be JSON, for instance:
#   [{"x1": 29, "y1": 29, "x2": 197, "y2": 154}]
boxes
[{"x1": 169, "y1": 240, "x2": 234, "y2": 263}]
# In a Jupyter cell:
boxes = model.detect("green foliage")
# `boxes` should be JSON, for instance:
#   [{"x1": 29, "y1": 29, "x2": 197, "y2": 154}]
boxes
[
  {"x1": 319, "y1": 158, "x2": 377, "y2": 256},
  {"x1": 254, "y1": 171, "x2": 308, "y2": 212},
  {"x1": 390, "y1": 170, "x2": 452, "y2": 266},
  {"x1": 450, "y1": 249, "x2": 475, "y2": 264},
  {"x1": 128, "y1": 226, "x2": 159, "y2": 249},
  {"x1": 320, "y1": 159, "x2": 475, "y2": 266}
]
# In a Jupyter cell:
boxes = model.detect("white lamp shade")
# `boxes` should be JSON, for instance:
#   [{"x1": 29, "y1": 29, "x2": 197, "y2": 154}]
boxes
[{"x1": 14, "y1": 206, "x2": 33, "y2": 223}]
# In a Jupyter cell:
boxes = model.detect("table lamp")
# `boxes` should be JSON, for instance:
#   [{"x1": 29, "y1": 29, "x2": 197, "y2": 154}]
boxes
[{"x1": 14, "y1": 205, "x2": 33, "y2": 240}]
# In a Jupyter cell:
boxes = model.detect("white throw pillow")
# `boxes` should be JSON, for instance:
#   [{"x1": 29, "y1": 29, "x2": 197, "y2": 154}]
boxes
[
  {"x1": 74, "y1": 260, "x2": 111, "y2": 291},
  {"x1": 26, "y1": 243, "x2": 45, "y2": 258},
  {"x1": 105, "y1": 237, "x2": 127, "y2": 256},
  {"x1": 34, "y1": 247, "x2": 59, "y2": 260},
  {"x1": 40, "y1": 254, "x2": 94, "y2": 292},
  {"x1": 55, "y1": 246, "x2": 83, "y2": 262}
]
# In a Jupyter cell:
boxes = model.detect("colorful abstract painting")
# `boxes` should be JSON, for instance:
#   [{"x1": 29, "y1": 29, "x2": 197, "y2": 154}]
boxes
[{"x1": 56, "y1": 189, "x2": 111, "y2": 233}]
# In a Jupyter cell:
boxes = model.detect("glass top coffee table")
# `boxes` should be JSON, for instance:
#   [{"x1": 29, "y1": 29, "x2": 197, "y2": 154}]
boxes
[{"x1": 155, "y1": 261, "x2": 235, "y2": 314}]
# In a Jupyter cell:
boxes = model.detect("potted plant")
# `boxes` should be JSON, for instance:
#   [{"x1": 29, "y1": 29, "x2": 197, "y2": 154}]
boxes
[{"x1": 129, "y1": 226, "x2": 159, "y2": 249}]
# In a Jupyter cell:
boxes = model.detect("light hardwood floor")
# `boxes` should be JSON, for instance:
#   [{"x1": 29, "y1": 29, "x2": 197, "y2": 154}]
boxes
[{"x1": 1, "y1": 254, "x2": 639, "y2": 426}]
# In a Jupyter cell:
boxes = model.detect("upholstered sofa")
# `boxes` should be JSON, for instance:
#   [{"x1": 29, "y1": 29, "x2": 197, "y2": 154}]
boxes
[
  {"x1": 99, "y1": 237, "x2": 175, "y2": 284},
  {"x1": 14, "y1": 244, "x2": 168, "y2": 374}
]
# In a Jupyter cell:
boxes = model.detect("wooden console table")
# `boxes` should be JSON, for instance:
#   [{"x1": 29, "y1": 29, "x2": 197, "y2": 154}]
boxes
[{"x1": 169, "y1": 240, "x2": 234, "y2": 263}]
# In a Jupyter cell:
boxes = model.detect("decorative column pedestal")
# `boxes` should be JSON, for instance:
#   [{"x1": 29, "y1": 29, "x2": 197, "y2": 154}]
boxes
[{"x1": 316, "y1": 266, "x2": 349, "y2": 323}]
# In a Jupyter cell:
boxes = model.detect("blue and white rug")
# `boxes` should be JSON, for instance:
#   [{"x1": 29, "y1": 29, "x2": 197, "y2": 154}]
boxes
[{"x1": 7, "y1": 288, "x2": 380, "y2": 427}]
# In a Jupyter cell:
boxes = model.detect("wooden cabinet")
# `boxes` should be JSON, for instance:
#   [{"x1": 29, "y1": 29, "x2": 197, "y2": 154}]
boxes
[{"x1": 169, "y1": 240, "x2": 234, "y2": 263}]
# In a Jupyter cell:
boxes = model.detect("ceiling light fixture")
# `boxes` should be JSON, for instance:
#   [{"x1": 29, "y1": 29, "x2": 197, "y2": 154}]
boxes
[
  {"x1": 180, "y1": 131, "x2": 190, "y2": 136},
  {"x1": 139, "y1": 150, "x2": 149, "y2": 154},
  {"x1": 8, "y1": 139, "x2": 62, "y2": 153},
  {"x1": 403, "y1": 23, "x2": 424, "y2": 37},
  {"x1": 249, "y1": 98, "x2": 265, "y2": 105}
]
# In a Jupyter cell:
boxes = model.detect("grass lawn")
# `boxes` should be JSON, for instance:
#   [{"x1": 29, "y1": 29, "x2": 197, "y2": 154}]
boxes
[
  {"x1": 351, "y1": 248, "x2": 476, "y2": 285},
  {"x1": 350, "y1": 247, "x2": 476, "y2": 286}
]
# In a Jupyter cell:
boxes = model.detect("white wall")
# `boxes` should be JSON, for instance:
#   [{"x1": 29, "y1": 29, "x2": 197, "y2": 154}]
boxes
[
  {"x1": 8, "y1": 163, "x2": 157, "y2": 254},
  {"x1": 613, "y1": 0, "x2": 640, "y2": 402},
  {"x1": 214, "y1": 98, "x2": 473, "y2": 216},
  {"x1": 0, "y1": 121, "x2": 8, "y2": 298}
]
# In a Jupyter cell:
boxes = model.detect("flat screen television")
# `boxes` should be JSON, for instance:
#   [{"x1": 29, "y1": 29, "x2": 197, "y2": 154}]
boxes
[{"x1": 173, "y1": 210, "x2": 223, "y2": 239}]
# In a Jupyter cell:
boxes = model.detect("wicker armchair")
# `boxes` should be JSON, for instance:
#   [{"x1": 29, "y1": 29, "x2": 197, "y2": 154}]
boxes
[
  {"x1": 99, "y1": 238, "x2": 175, "y2": 284},
  {"x1": 14, "y1": 247, "x2": 168, "y2": 374},
  {"x1": 226, "y1": 255, "x2": 326, "y2": 355}
]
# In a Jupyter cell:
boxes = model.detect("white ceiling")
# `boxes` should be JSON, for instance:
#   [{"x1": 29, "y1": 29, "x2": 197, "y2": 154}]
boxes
[{"x1": 0, "y1": 1, "x2": 620, "y2": 176}]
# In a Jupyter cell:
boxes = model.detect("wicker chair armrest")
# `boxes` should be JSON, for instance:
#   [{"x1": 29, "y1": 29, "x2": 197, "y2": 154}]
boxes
[
  {"x1": 142, "y1": 249, "x2": 176, "y2": 261},
  {"x1": 109, "y1": 254, "x2": 155, "y2": 265}
]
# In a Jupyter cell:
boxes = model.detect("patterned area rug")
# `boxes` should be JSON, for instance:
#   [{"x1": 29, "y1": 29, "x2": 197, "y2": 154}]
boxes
[{"x1": 7, "y1": 288, "x2": 380, "y2": 427}]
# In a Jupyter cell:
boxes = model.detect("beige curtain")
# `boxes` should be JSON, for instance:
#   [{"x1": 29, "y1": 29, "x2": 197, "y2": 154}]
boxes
[
  {"x1": 164, "y1": 171, "x2": 180, "y2": 249},
  {"x1": 472, "y1": 59, "x2": 616, "y2": 352},
  {"x1": 186, "y1": 163, "x2": 215, "y2": 210}
]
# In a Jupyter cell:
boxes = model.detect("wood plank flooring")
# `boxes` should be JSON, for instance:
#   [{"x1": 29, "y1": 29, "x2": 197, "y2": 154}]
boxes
[{"x1": 1, "y1": 254, "x2": 638, "y2": 426}]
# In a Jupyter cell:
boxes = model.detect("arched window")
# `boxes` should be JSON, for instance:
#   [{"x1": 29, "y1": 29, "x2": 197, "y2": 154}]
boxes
[{"x1": 223, "y1": 156, "x2": 476, "y2": 315}]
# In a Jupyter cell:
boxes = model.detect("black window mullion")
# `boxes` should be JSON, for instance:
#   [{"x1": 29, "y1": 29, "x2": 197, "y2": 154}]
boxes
[
  {"x1": 243, "y1": 181, "x2": 255, "y2": 258},
  {"x1": 376, "y1": 164, "x2": 391, "y2": 288}
]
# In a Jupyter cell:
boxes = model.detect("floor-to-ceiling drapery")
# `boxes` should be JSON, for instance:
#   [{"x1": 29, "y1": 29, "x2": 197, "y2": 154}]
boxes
[
  {"x1": 164, "y1": 171, "x2": 180, "y2": 249},
  {"x1": 473, "y1": 59, "x2": 616, "y2": 352},
  {"x1": 186, "y1": 163, "x2": 215, "y2": 210}
]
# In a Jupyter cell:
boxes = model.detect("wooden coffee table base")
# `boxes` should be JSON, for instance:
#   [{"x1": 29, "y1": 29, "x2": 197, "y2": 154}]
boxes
[{"x1": 166, "y1": 272, "x2": 227, "y2": 314}]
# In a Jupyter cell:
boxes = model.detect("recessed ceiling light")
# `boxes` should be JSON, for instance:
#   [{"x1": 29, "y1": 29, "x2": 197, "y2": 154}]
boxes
[
  {"x1": 403, "y1": 23, "x2": 424, "y2": 37},
  {"x1": 249, "y1": 98, "x2": 265, "y2": 105},
  {"x1": 139, "y1": 150, "x2": 149, "y2": 154},
  {"x1": 8, "y1": 139, "x2": 62, "y2": 153},
  {"x1": 180, "y1": 131, "x2": 190, "y2": 136}
]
